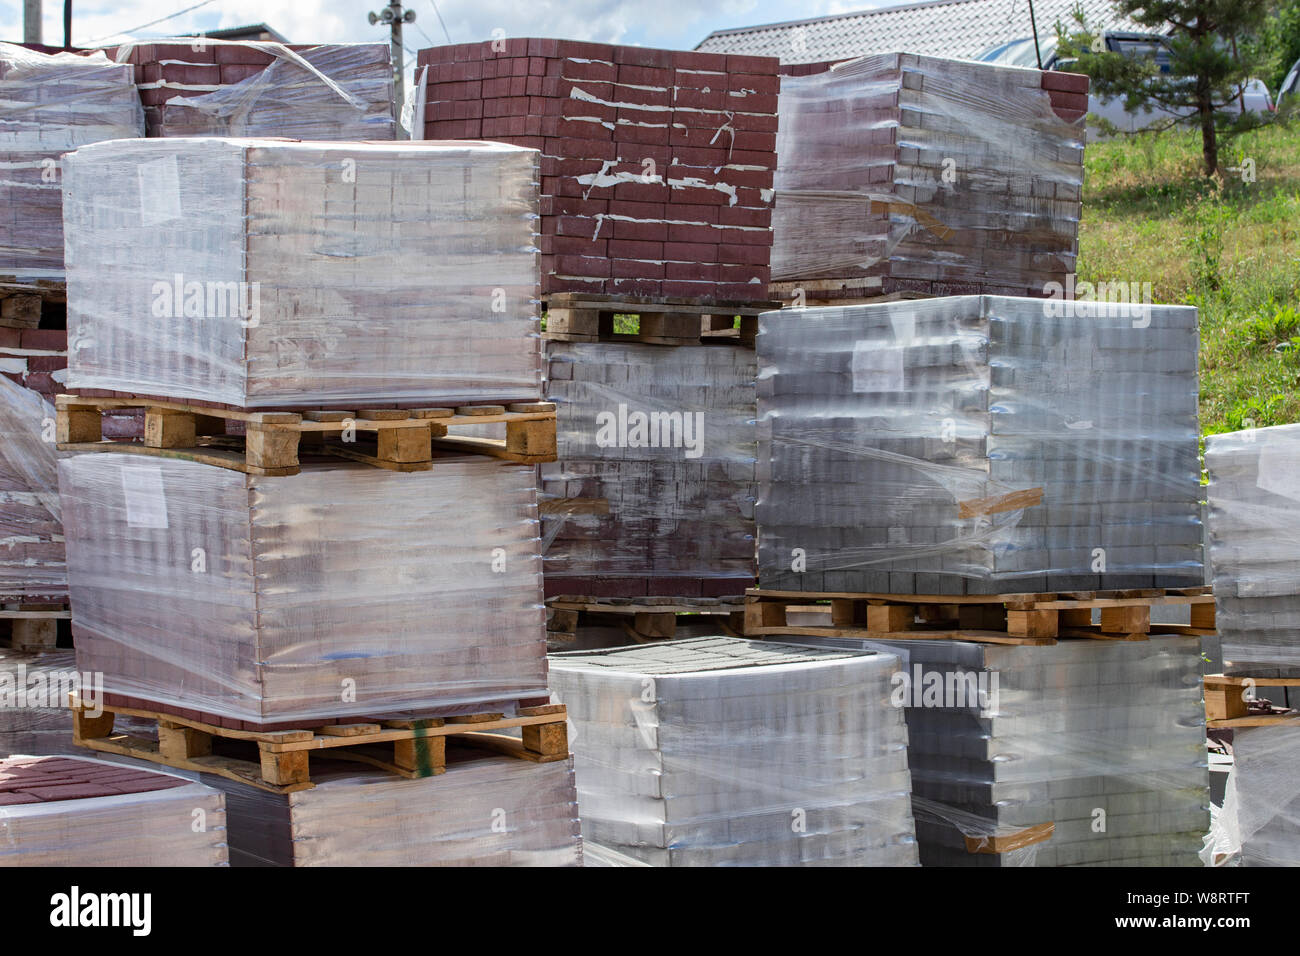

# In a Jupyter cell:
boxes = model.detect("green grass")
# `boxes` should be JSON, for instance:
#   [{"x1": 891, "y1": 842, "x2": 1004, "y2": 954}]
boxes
[{"x1": 1079, "y1": 118, "x2": 1300, "y2": 435}]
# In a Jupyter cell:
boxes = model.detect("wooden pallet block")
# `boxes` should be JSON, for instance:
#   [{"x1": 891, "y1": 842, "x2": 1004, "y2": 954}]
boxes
[
  {"x1": 0, "y1": 605, "x2": 71, "y2": 650},
  {"x1": 55, "y1": 395, "x2": 558, "y2": 475},
  {"x1": 70, "y1": 696, "x2": 570, "y2": 793},
  {"x1": 0, "y1": 276, "x2": 66, "y2": 329},
  {"x1": 1205, "y1": 674, "x2": 1300, "y2": 726},
  {"x1": 741, "y1": 588, "x2": 1213, "y2": 645}
]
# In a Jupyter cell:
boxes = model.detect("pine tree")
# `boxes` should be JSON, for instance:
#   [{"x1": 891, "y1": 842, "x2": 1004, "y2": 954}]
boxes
[{"x1": 1058, "y1": 1, "x2": 1272, "y2": 176}]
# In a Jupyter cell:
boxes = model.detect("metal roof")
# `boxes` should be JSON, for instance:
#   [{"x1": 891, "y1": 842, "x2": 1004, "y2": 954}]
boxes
[{"x1": 695, "y1": 0, "x2": 1148, "y2": 64}]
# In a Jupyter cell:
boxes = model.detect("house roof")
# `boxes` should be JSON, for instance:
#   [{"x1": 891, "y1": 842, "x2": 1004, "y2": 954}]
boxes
[
  {"x1": 695, "y1": 0, "x2": 1147, "y2": 64},
  {"x1": 189, "y1": 23, "x2": 290, "y2": 44}
]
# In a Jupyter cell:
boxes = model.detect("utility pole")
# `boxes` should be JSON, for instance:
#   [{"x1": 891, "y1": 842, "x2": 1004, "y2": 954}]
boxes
[
  {"x1": 369, "y1": 1, "x2": 415, "y2": 140},
  {"x1": 23, "y1": 0, "x2": 41, "y2": 45}
]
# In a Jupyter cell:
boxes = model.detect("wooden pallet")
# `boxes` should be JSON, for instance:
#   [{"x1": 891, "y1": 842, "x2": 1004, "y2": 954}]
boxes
[
  {"x1": 55, "y1": 395, "x2": 557, "y2": 476},
  {"x1": 1205, "y1": 674, "x2": 1300, "y2": 728},
  {"x1": 70, "y1": 695, "x2": 570, "y2": 794},
  {"x1": 742, "y1": 587, "x2": 1215, "y2": 646},
  {"x1": 0, "y1": 604, "x2": 71, "y2": 651},
  {"x1": 0, "y1": 275, "x2": 65, "y2": 329},
  {"x1": 547, "y1": 596, "x2": 745, "y2": 643},
  {"x1": 767, "y1": 278, "x2": 933, "y2": 308},
  {"x1": 965, "y1": 821, "x2": 1055, "y2": 855},
  {"x1": 543, "y1": 293, "x2": 779, "y2": 346}
]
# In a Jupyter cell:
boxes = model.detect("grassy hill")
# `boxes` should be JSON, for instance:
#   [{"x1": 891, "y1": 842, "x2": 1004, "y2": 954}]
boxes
[{"x1": 1078, "y1": 119, "x2": 1300, "y2": 436}]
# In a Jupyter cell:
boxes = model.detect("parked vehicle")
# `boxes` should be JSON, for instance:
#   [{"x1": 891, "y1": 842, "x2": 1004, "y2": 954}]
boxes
[
  {"x1": 1280, "y1": 56, "x2": 1300, "y2": 106},
  {"x1": 977, "y1": 31, "x2": 1273, "y2": 138}
]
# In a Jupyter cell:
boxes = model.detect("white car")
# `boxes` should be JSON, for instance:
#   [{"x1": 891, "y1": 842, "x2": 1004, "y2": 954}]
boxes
[
  {"x1": 1281, "y1": 56, "x2": 1300, "y2": 106},
  {"x1": 978, "y1": 32, "x2": 1274, "y2": 139}
]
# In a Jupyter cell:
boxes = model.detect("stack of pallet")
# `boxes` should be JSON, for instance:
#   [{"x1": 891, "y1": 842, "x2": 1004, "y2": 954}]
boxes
[
  {"x1": 757, "y1": 295, "x2": 1204, "y2": 595},
  {"x1": 549, "y1": 636, "x2": 918, "y2": 865},
  {"x1": 0, "y1": 42, "x2": 142, "y2": 649},
  {"x1": 771, "y1": 54, "x2": 1086, "y2": 303},
  {"x1": 0, "y1": 42, "x2": 143, "y2": 289},
  {"x1": 0, "y1": 754, "x2": 228, "y2": 866},
  {"x1": 541, "y1": 342, "x2": 757, "y2": 603},
  {"x1": 418, "y1": 38, "x2": 778, "y2": 301},
  {"x1": 1204, "y1": 424, "x2": 1300, "y2": 865},
  {"x1": 742, "y1": 293, "x2": 1212, "y2": 865},
  {"x1": 1205, "y1": 424, "x2": 1300, "y2": 676},
  {"x1": 55, "y1": 136, "x2": 581, "y2": 865},
  {"x1": 107, "y1": 39, "x2": 396, "y2": 138},
  {"x1": 793, "y1": 634, "x2": 1207, "y2": 865}
]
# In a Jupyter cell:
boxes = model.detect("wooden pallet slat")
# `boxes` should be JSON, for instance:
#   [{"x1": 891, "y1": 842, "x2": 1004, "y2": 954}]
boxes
[
  {"x1": 69, "y1": 695, "x2": 570, "y2": 793},
  {"x1": 54, "y1": 395, "x2": 558, "y2": 475},
  {"x1": 740, "y1": 588, "x2": 1213, "y2": 646}
]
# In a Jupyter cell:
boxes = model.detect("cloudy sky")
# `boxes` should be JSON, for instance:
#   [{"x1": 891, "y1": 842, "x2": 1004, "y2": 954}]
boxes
[{"x1": 1, "y1": 0, "x2": 890, "y2": 52}]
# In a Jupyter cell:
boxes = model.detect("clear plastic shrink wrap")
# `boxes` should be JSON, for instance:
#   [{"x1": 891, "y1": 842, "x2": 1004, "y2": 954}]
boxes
[
  {"x1": 0, "y1": 649, "x2": 155, "y2": 757},
  {"x1": 541, "y1": 343, "x2": 757, "y2": 594},
  {"x1": 792, "y1": 634, "x2": 1208, "y2": 866},
  {"x1": 211, "y1": 746, "x2": 581, "y2": 866},
  {"x1": 1233, "y1": 725, "x2": 1300, "y2": 866},
  {"x1": 549, "y1": 636, "x2": 918, "y2": 866},
  {"x1": 757, "y1": 296, "x2": 1203, "y2": 593},
  {"x1": 59, "y1": 454, "x2": 549, "y2": 725},
  {"x1": 110, "y1": 40, "x2": 396, "y2": 139},
  {"x1": 0, "y1": 375, "x2": 65, "y2": 601},
  {"x1": 772, "y1": 53, "x2": 1084, "y2": 297},
  {"x1": 0, "y1": 754, "x2": 228, "y2": 866},
  {"x1": 61, "y1": 137, "x2": 541, "y2": 408},
  {"x1": 0, "y1": 42, "x2": 143, "y2": 278},
  {"x1": 1205, "y1": 424, "x2": 1300, "y2": 675}
]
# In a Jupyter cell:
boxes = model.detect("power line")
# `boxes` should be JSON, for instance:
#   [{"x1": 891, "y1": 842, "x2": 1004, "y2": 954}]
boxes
[
  {"x1": 82, "y1": 0, "x2": 220, "y2": 46},
  {"x1": 429, "y1": 0, "x2": 452, "y2": 44},
  {"x1": 413, "y1": 22, "x2": 437, "y2": 47}
]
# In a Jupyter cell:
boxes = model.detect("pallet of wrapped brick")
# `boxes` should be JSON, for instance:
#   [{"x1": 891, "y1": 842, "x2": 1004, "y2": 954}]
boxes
[
  {"x1": 0, "y1": 754, "x2": 227, "y2": 866},
  {"x1": 549, "y1": 636, "x2": 918, "y2": 865},
  {"x1": 61, "y1": 137, "x2": 541, "y2": 409},
  {"x1": 210, "y1": 744, "x2": 581, "y2": 866},
  {"x1": 771, "y1": 53, "x2": 1086, "y2": 304},
  {"x1": 0, "y1": 42, "x2": 142, "y2": 298},
  {"x1": 59, "y1": 453, "x2": 550, "y2": 728},
  {"x1": 1233, "y1": 723, "x2": 1300, "y2": 866},
  {"x1": 417, "y1": 39, "x2": 778, "y2": 301},
  {"x1": 106, "y1": 39, "x2": 396, "y2": 139},
  {"x1": 542, "y1": 341, "x2": 756, "y2": 599},
  {"x1": 0, "y1": 375, "x2": 66, "y2": 611},
  {"x1": 1205, "y1": 424, "x2": 1300, "y2": 676},
  {"x1": 757, "y1": 295, "x2": 1203, "y2": 594},
  {"x1": 788, "y1": 633, "x2": 1208, "y2": 866}
]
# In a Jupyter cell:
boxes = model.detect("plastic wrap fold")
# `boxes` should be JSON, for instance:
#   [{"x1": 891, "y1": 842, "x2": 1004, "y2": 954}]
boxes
[
  {"x1": 110, "y1": 39, "x2": 396, "y2": 139},
  {"x1": 549, "y1": 636, "x2": 918, "y2": 866},
  {"x1": 790, "y1": 634, "x2": 1208, "y2": 866},
  {"x1": 757, "y1": 296, "x2": 1203, "y2": 593},
  {"x1": 62, "y1": 137, "x2": 541, "y2": 408},
  {"x1": 59, "y1": 454, "x2": 549, "y2": 725},
  {"x1": 0, "y1": 42, "x2": 143, "y2": 278},
  {"x1": 0, "y1": 754, "x2": 227, "y2": 866},
  {"x1": 0, "y1": 374, "x2": 65, "y2": 601},
  {"x1": 772, "y1": 53, "x2": 1083, "y2": 297},
  {"x1": 210, "y1": 747, "x2": 581, "y2": 866},
  {"x1": 1233, "y1": 725, "x2": 1300, "y2": 866},
  {"x1": 1205, "y1": 425, "x2": 1300, "y2": 674},
  {"x1": 541, "y1": 342, "x2": 756, "y2": 591}
]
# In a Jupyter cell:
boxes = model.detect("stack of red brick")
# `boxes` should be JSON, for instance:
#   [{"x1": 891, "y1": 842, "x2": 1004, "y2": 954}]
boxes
[
  {"x1": 418, "y1": 39, "x2": 779, "y2": 301},
  {"x1": 106, "y1": 40, "x2": 396, "y2": 138}
]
